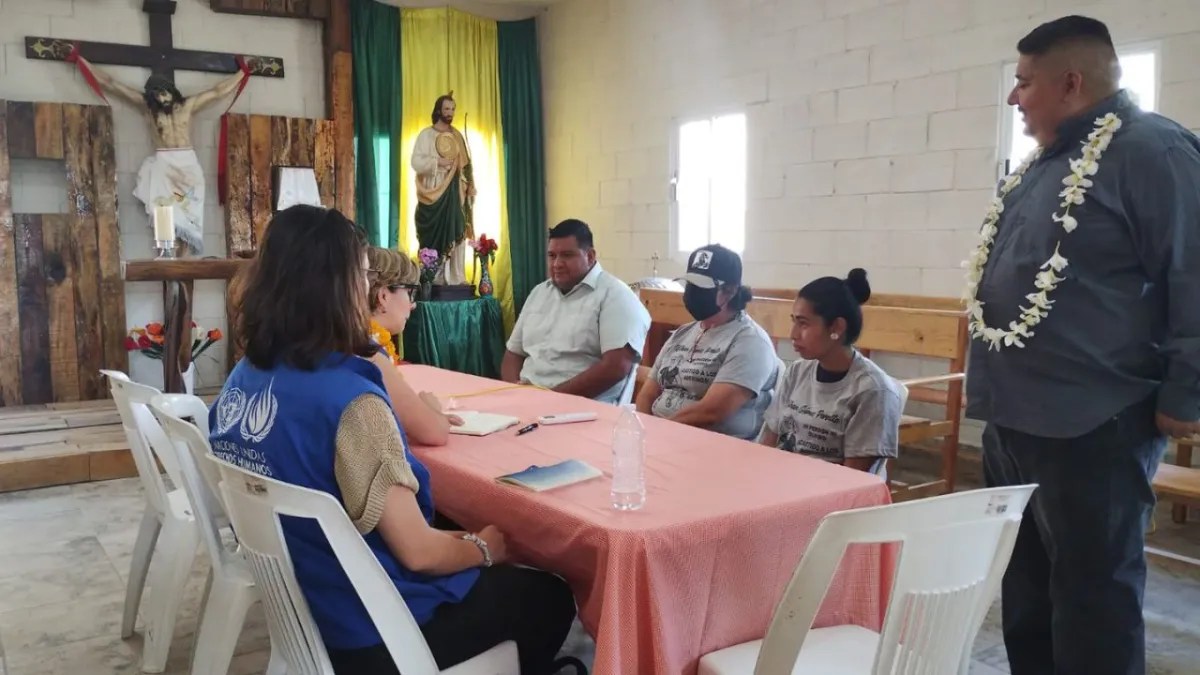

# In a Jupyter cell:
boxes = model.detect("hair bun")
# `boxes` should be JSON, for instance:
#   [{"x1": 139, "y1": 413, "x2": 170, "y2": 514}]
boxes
[{"x1": 844, "y1": 268, "x2": 871, "y2": 305}]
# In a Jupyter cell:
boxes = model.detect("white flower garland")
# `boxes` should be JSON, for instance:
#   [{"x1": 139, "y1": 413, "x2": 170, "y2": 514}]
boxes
[{"x1": 962, "y1": 112, "x2": 1123, "y2": 350}]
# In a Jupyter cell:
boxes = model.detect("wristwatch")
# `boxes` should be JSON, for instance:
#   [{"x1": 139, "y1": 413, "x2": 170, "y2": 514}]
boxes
[{"x1": 461, "y1": 533, "x2": 493, "y2": 567}]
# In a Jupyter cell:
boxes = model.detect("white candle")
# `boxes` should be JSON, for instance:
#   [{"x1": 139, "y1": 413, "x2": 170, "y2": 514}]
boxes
[{"x1": 153, "y1": 204, "x2": 175, "y2": 241}]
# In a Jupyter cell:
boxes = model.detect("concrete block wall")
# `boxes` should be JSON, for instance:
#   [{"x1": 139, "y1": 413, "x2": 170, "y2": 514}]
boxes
[
  {"x1": 0, "y1": 0, "x2": 324, "y2": 392},
  {"x1": 539, "y1": 0, "x2": 1200, "y2": 445}
]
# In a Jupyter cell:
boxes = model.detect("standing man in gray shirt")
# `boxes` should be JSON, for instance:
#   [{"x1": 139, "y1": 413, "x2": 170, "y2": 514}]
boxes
[{"x1": 964, "y1": 16, "x2": 1200, "y2": 675}]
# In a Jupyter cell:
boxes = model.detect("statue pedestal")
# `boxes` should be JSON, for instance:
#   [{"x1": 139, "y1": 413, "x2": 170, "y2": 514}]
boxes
[{"x1": 430, "y1": 284, "x2": 474, "y2": 302}]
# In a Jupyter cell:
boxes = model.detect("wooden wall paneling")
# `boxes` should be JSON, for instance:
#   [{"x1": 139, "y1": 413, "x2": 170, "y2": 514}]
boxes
[
  {"x1": 313, "y1": 119, "x2": 335, "y2": 207},
  {"x1": 13, "y1": 215, "x2": 51, "y2": 404},
  {"x1": 249, "y1": 114, "x2": 273, "y2": 247},
  {"x1": 270, "y1": 115, "x2": 291, "y2": 168},
  {"x1": 0, "y1": 101, "x2": 21, "y2": 407},
  {"x1": 330, "y1": 51, "x2": 354, "y2": 218},
  {"x1": 5, "y1": 102, "x2": 36, "y2": 159},
  {"x1": 89, "y1": 107, "x2": 126, "y2": 378},
  {"x1": 294, "y1": 118, "x2": 314, "y2": 167},
  {"x1": 63, "y1": 103, "x2": 104, "y2": 401},
  {"x1": 224, "y1": 114, "x2": 253, "y2": 255},
  {"x1": 33, "y1": 103, "x2": 64, "y2": 160},
  {"x1": 41, "y1": 214, "x2": 80, "y2": 403}
]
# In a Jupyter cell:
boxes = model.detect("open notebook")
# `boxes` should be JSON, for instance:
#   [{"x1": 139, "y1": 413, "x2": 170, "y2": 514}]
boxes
[{"x1": 448, "y1": 411, "x2": 521, "y2": 437}]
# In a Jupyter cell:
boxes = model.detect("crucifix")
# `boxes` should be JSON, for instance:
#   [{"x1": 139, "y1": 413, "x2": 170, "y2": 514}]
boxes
[{"x1": 25, "y1": 0, "x2": 284, "y2": 256}]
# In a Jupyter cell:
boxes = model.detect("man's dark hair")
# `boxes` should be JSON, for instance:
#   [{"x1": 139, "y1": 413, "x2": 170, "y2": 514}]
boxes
[
  {"x1": 143, "y1": 75, "x2": 185, "y2": 114},
  {"x1": 431, "y1": 94, "x2": 454, "y2": 125},
  {"x1": 232, "y1": 205, "x2": 378, "y2": 370},
  {"x1": 1017, "y1": 15, "x2": 1114, "y2": 55},
  {"x1": 548, "y1": 218, "x2": 594, "y2": 249}
]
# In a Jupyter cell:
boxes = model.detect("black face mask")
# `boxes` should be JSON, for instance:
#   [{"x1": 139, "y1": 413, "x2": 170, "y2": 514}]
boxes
[{"x1": 684, "y1": 285, "x2": 721, "y2": 321}]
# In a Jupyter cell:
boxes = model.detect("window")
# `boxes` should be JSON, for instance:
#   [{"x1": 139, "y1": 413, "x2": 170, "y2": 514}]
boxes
[
  {"x1": 1000, "y1": 46, "x2": 1159, "y2": 174},
  {"x1": 671, "y1": 113, "x2": 747, "y2": 255}
]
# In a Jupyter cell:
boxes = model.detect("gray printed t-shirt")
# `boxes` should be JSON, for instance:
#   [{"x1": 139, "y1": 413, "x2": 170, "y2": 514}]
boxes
[
  {"x1": 650, "y1": 313, "x2": 780, "y2": 440},
  {"x1": 763, "y1": 351, "x2": 904, "y2": 462}
]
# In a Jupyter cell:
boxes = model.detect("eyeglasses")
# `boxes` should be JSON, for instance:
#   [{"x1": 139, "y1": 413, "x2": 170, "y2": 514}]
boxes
[{"x1": 390, "y1": 284, "x2": 420, "y2": 302}]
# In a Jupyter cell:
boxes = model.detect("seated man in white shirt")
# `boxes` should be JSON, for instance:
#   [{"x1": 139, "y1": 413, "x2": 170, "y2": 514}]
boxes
[{"x1": 502, "y1": 219, "x2": 651, "y2": 404}]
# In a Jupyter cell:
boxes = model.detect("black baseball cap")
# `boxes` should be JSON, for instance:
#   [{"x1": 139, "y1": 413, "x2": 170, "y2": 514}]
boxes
[{"x1": 679, "y1": 244, "x2": 742, "y2": 289}]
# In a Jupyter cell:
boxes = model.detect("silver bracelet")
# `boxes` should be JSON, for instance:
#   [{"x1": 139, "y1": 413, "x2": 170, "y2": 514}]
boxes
[{"x1": 461, "y1": 533, "x2": 493, "y2": 568}]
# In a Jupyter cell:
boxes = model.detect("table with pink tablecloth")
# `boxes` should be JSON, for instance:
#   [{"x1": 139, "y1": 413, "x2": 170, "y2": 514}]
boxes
[{"x1": 402, "y1": 365, "x2": 893, "y2": 675}]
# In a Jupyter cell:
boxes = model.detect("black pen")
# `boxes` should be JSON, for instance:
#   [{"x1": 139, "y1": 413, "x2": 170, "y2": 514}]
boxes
[{"x1": 516, "y1": 423, "x2": 539, "y2": 436}]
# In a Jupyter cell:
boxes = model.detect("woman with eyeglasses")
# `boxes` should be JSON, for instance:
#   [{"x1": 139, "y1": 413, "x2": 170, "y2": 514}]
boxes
[
  {"x1": 212, "y1": 206, "x2": 578, "y2": 675},
  {"x1": 366, "y1": 247, "x2": 460, "y2": 446}
]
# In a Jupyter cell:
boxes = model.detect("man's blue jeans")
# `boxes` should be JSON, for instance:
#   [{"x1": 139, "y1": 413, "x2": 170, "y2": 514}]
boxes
[{"x1": 983, "y1": 397, "x2": 1166, "y2": 675}]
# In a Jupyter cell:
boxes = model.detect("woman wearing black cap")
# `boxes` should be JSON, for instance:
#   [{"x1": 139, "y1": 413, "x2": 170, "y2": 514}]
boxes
[
  {"x1": 635, "y1": 244, "x2": 779, "y2": 440},
  {"x1": 760, "y1": 268, "x2": 905, "y2": 474}
]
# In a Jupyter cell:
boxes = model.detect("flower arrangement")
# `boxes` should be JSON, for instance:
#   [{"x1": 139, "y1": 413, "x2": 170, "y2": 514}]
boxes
[
  {"x1": 962, "y1": 112, "x2": 1122, "y2": 351},
  {"x1": 125, "y1": 321, "x2": 222, "y2": 360},
  {"x1": 417, "y1": 247, "x2": 441, "y2": 285},
  {"x1": 471, "y1": 234, "x2": 498, "y2": 264}
]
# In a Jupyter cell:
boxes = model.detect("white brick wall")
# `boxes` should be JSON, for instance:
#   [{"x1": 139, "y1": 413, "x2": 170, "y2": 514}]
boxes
[
  {"x1": 1, "y1": 0, "x2": 323, "y2": 391},
  {"x1": 541, "y1": 0, "x2": 1200, "y2": 446},
  {"x1": 541, "y1": 0, "x2": 1200, "y2": 295}
]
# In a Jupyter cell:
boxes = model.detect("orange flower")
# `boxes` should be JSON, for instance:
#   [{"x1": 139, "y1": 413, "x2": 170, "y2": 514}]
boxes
[
  {"x1": 145, "y1": 322, "x2": 164, "y2": 337},
  {"x1": 207, "y1": 328, "x2": 223, "y2": 341},
  {"x1": 148, "y1": 333, "x2": 165, "y2": 346}
]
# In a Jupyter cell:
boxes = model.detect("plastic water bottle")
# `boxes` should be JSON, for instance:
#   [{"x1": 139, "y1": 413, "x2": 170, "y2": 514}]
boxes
[{"x1": 611, "y1": 404, "x2": 646, "y2": 510}]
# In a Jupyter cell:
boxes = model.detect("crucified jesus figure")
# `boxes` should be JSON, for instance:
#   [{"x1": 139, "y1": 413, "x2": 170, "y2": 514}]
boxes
[{"x1": 77, "y1": 55, "x2": 249, "y2": 254}]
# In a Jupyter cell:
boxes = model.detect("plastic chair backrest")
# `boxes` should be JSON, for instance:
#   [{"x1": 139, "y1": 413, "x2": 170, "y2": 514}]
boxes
[
  {"x1": 101, "y1": 370, "x2": 183, "y2": 517},
  {"x1": 754, "y1": 484, "x2": 1037, "y2": 675},
  {"x1": 211, "y1": 455, "x2": 441, "y2": 675},
  {"x1": 148, "y1": 393, "x2": 239, "y2": 580}
]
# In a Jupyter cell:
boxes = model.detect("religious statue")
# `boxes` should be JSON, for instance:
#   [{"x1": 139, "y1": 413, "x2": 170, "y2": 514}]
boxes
[
  {"x1": 412, "y1": 93, "x2": 476, "y2": 286},
  {"x1": 73, "y1": 55, "x2": 250, "y2": 255}
]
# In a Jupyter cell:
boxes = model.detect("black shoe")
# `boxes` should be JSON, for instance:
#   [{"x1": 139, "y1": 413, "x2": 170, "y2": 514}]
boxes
[{"x1": 550, "y1": 656, "x2": 588, "y2": 675}]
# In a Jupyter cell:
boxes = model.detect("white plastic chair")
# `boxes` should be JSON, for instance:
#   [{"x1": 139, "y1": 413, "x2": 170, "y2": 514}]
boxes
[
  {"x1": 698, "y1": 484, "x2": 1037, "y2": 675},
  {"x1": 100, "y1": 371, "x2": 199, "y2": 673},
  {"x1": 148, "y1": 393, "x2": 284, "y2": 675},
  {"x1": 209, "y1": 454, "x2": 519, "y2": 675}
]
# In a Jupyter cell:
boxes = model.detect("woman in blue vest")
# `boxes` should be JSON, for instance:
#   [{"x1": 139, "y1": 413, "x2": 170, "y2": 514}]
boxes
[{"x1": 211, "y1": 205, "x2": 578, "y2": 674}]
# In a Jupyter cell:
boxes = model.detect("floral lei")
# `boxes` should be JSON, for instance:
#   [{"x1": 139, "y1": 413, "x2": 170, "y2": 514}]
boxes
[
  {"x1": 962, "y1": 112, "x2": 1123, "y2": 351},
  {"x1": 370, "y1": 319, "x2": 400, "y2": 364}
]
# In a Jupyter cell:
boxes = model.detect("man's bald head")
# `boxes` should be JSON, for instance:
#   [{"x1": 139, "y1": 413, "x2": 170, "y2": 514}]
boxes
[{"x1": 1008, "y1": 16, "x2": 1122, "y2": 147}]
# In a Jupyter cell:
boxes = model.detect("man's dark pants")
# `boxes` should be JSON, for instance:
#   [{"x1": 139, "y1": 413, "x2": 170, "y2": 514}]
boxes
[{"x1": 982, "y1": 396, "x2": 1166, "y2": 675}]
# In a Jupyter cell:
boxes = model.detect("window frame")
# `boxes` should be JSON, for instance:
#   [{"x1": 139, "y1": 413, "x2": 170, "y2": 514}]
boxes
[
  {"x1": 996, "y1": 41, "x2": 1162, "y2": 178},
  {"x1": 668, "y1": 110, "x2": 749, "y2": 262}
]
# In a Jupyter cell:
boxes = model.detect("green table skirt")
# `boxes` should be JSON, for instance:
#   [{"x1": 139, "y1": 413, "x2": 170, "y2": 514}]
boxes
[{"x1": 402, "y1": 296, "x2": 504, "y2": 378}]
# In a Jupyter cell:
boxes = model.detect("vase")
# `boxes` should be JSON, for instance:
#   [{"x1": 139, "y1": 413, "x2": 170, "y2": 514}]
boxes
[
  {"x1": 182, "y1": 362, "x2": 195, "y2": 395},
  {"x1": 477, "y1": 259, "x2": 493, "y2": 297},
  {"x1": 419, "y1": 281, "x2": 432, "y2": 301}
]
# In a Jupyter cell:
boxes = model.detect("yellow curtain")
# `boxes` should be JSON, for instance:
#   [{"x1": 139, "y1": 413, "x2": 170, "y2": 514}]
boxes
[{"x1": 399, "y1": 8, "x2": 515, "y2": 334}]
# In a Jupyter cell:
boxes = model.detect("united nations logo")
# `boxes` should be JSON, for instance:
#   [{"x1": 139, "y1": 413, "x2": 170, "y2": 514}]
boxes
[
  {"x1": 214, "y1": 388, "x2": 247, "y2": 435},
  {"x1": 240, "y1": 379, "x2": 279, "y2": 444}
]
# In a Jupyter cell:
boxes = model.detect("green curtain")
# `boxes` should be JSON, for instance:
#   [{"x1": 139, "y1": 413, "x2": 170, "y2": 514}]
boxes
[
  {"x1": 497, "y1": 19, "x2": 546, "y2": 314},
  {"x1": 403, "y1": 297, "x2": 505, "y2": 378},
  {"x1": 351, "y1": 0, "x2": 401, "y2": 248}
]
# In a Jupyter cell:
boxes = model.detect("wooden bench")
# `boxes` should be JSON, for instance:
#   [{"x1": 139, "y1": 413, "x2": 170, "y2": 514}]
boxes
[
  {"x1": 1158, "y1": 439, "x2": 1199, "y2": 524},
  {"x1": 637, "y1": 288, "x2": 968, "y2": 498}
]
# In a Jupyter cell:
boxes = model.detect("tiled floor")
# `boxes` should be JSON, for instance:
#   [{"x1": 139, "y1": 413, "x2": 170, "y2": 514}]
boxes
[{"x1": 0, "y1": 477, "x2": 1196, "y2": 675}]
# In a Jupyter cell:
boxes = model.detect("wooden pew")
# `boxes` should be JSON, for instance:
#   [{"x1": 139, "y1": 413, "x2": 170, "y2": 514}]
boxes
[{"x1": 636, "y1": 288, "x2": 969, "y2": 498}]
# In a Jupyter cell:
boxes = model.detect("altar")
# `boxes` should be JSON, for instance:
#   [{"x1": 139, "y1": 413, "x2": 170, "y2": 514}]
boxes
[{"x1": 403, "y1": 295, "x2": 504, "y2": 378}]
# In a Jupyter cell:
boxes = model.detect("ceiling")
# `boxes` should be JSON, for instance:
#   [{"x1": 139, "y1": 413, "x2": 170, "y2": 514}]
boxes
[{"x1": 377, "y1": 0, "x2": 567, "y2": 21}]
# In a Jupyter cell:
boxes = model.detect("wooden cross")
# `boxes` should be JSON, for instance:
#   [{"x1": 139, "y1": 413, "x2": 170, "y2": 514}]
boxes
[{"x1": 24, "y1": 0, "x2": 284, "y2": 83}]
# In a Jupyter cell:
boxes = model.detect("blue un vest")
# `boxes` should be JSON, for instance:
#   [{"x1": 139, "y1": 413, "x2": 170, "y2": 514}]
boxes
[{"x1": 209, "y1": 353, "x2": 478, "y2": 650}]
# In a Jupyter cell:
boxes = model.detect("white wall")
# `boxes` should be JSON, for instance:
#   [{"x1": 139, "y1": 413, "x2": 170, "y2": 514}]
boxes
[
  {"x1": 539, "y1": 0, "x2": 1200, "y2": 289},
  {"x1": 538, "y1": 0, "x2": 1200, "y2": 445},
  {"x1": 0, "y1": 0, "x2": 324, "y2": 391}
]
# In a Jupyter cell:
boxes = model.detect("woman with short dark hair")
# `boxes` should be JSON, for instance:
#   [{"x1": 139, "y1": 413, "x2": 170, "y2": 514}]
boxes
[
  {"x1": 760, "y1": 268, "x2": 905, "y2": 473},
  {"x1": 212, "y1": 205, "x2": 577, "y2": 675}
]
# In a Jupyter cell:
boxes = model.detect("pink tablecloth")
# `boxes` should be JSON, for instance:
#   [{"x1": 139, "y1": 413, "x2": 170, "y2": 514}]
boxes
[{"x1": 402, "y1": 365, "x2": 893, "y2": 675}]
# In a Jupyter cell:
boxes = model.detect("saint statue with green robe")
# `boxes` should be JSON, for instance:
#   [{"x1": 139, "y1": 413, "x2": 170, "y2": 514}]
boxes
[{"x1": 411, "y1": 93, "x2": 475, "y2": 285}]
